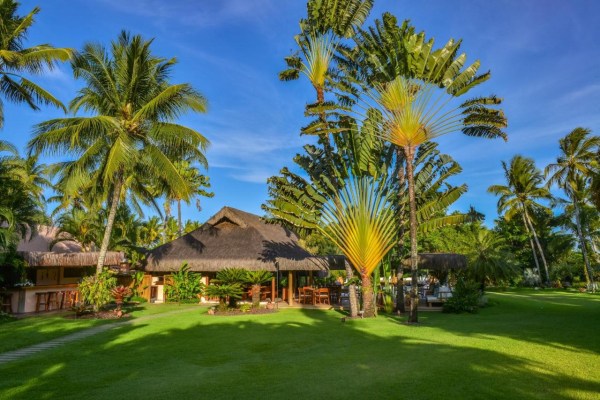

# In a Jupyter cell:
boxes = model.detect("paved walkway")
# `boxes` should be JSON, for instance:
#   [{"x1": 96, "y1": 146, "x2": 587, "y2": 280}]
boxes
[{"x1": 0, "y1": 307, "x2": 198, "y2": 366}]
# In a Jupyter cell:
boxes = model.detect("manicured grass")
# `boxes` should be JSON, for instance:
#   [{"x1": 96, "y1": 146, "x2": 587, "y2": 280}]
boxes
[
  {"x1": 0, "y1": 303, "x2": 199, "y2": 353},
  {"x1": 1, "y1": 290, "x2": 599, "y2": 399}
]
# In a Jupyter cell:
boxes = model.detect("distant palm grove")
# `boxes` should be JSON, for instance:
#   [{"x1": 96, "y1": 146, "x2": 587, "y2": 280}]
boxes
[{"x1": 1, "y1": 0, "x2": 599, "y2": 326}]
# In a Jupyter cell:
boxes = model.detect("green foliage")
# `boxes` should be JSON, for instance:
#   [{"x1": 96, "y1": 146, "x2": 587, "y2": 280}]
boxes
[
  {"x1": 165, "y1": 263, "x2": 204, "y2": 304},
  {"x1": 443, "y1": 279, "x2": 481, "y2": 314},
  {"x1": 204, "y1": 283, "x2": 244, "y2": 308},
  {"x1": 78, "y1": 269, "x2": 117, "y2": 311},
  {"x1": 0, "y1": 1, "x2": 72, "y2": 128}
]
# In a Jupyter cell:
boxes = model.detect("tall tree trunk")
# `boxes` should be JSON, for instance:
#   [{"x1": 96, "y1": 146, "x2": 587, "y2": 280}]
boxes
[
  {"x1": 96, "y1": 178, "x2": 123, "y2": 275},
  {"x1": 345, "y1": 263, "x2": 358, "y2": 318},
  {"x1": 177, "y1": 199, "x2": 183, "y2": 236},
  {"x1": 251, "y1": 283, "x2": 261, "y2": 308},
  {"x1": 395, "y1": 148, "x2": 406, "y2": 314},
  {"x1": 521, "y1": 213, "x2": 542, "y2": 284},
  {"x1": 524, "y1": 211, "x2": 550, "y2": 285},
  {"x1": 573, "y1": 201, "x2": 595, "y2": 290},
  {"x1": 361, "y1": 273, "x2": 376, "y2": 318},
  {"x1": 405, "y1": 146, "x2": 419, "y2": 324}
]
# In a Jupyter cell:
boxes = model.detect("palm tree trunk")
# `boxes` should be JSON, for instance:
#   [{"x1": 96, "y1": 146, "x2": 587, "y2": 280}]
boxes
[
  {"x1": 177, "y1": 199, "x2": 182, "y2": 236},
  {"x1": 521, "y1": 213, "x2": 542, "y2": 284},
  {"x1": 405, "y1": 146, "x2": 419, "y2": 324},
  {"x1": 252, "y1": 283, "x2": 261, "y2": 308},
  {"x1": 395, "y1": 148, "x2": 406, "y2": 314},
  {"x1": 361, "y1": 273, "x2": 376, "y2": 318},
  {"x1": 95, "y1": 178, "x2": 123, "y2": 275},
  {"x1": 573, "y1": 201, "x2": 595, "y2": 290},
  {"x1": 524, "y1": 211, "x2": 550, "y2": 285},
  {"x1": 345, "y1": 263, "x2": 358, "y2": 318}
]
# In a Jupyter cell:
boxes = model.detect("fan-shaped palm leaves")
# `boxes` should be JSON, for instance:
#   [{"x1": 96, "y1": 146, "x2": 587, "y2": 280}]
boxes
[
  {"x1": 28, "y1": 31, "x2": 209, "y2": 275},
  {"x1": 318, "y1": 176, "x2": 396, "y2": 317},
  {"x1": 0, "y1": 0, "x2": 72, "y2": 127}
]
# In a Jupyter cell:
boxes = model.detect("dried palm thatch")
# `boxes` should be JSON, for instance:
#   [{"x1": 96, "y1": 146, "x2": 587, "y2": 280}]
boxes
[
  {"x1": 19, "y1": 251, "x2": 125, "y2": 267},
  {"x1": 401, "y1": 252, "x2": 467, "y2": 270},
  {"x1": 145, "y1": 207, "x2": 330, "y2": 272}
]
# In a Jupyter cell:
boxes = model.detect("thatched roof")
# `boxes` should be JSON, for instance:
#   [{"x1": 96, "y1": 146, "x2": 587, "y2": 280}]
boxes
[
  {"x1": 145, "y1": 207, "x2": 329, "y2": 272},
  {"x1": 17, "y1": 225, "x2": 82, "y2": 253},
  {"x1": 20, "y1": 251, "x2": 125, "y2": 267},
  {"x1": 401, "y1": 253, "x2": 467, "y2": 270}
]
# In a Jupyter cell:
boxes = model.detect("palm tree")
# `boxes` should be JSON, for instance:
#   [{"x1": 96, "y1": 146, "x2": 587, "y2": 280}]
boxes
[
  {"x1": 456, "y1": 223, "x2": 517, "y2": 291},
  {"x1": 366, "y1": 76, "x2": 506, "y2": 323},
  {"x1": 488, "y1": 156, "x2": 552, "y2": 285},
  {"x1": 545, "y1": 127, "x2": 600, "y2": 289},
  {"x1": 161, "y1": 160, "x2": 212, "y2": 236},
  {"x1": 319, "y1": 176, "x2": 397, "y2": 317},
  {"x1": 28, "y1": 32, "x2": 209, "y2": 275},
  {"x1": 0, "y1": 0, "x2": 72, "y2": 128}
]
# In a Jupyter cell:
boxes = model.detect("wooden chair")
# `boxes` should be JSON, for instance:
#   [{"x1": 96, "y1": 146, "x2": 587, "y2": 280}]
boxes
[
  {"x1": 47, "y1": 292, "x2": 61, "y2": 311},
  {"x1": 62, "y1": 291, "x2": 78, "y2": 309},
  {"x1": 1, "y1": 293, "x2": 12, "y2": 314},
  {"x1": 315, "y1": 288, "x2": 330, "y2": 305},
  {"x1": 297, "y1": 287, "x2": 307, "y2": 304},
  {"x1": 35, "y1": 292, "x2": 49, "y2": 312}
]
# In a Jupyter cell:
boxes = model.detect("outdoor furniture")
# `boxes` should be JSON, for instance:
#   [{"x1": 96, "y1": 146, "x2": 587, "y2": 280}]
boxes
[
  {"x1": 315, "y1": 288, "x2": 330, "y2": 305},
  {"x1": 62, "y1": 290, "x2": 78, "y2": 309},
  {"x1": 35, "y1": 292, "x2": 49, "y2": 312},
  {"x1": 298, "y1": 287, "x2": 311, "y2": 304},
  {"x1": 426, "y1": 286, "x2": 453, "y2": 307},
  {"x1": 328, "y1": 286, "x2": 341, "y2": 304},
  {"x1": 1, "y1": 293, "x2": 12, "y2": 313},
  {"x1": 47, "y1": 291, "x2": 61, "y2": 311}
]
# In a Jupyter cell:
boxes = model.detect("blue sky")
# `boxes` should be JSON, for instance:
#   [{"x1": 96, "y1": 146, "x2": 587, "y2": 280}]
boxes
[{"x1": 4, "y1": 0, "x2": 600, "y2": 224}]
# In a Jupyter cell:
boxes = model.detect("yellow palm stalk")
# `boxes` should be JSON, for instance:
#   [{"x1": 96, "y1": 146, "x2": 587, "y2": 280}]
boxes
[
  {"x1": 366, "y1": 76, "x2": 464, "y2": 323},
  {"x1": 319, "y1": 177, "x2": 397, "y2": 317}
]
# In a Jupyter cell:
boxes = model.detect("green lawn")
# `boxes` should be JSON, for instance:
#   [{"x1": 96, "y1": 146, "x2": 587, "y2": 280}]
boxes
[
  {"x1": 1, "y1": 290, "x2": 599, "y2": 399},
  {"x1": 0, "y1": 303, "x2": 198, "y2": 353}
]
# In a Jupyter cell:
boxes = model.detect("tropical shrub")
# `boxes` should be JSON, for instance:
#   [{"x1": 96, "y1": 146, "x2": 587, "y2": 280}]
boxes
[
  {"x1": 443, "y1": 279, "x2": 481, "y2": 314},
  {"x1": 165, "y1": 263, "x2": 204, "y2": 304},
  {"x1": 214, "y1": 268, "x2": 247, "y2": 307},
  {"x1": 78, "y1": 269, "x2": 117, "y2": 312},
  {"x1": 204, "y1": 283, "x2": 244, "y2": 312},
  {"x1": 244, "y1": 270, "x2": 272, "y2": 308}
]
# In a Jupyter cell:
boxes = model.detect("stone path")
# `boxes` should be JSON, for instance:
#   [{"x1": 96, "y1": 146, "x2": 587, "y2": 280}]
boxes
[{"x1": 0, "y1": 306, "x2": 198, "y2": 366}]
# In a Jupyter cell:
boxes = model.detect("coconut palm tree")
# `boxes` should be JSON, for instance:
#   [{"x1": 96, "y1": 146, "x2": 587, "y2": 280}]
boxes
[
  {"x1": 161, "y1": 160, "x2": 212, "y2": 236},
  {"x1": 488, "y1": 156, "x2": 552, "y2": 285},
  {"x1": 545, "y1": 127, "x2": 600, "y2": 289},
  {"x1": 0, "y1": 0, "x2": 72, "y2": 127},
  {"x1": 319, "y1": 176, "x2": 397, "y2": 317},
  {"x1": 28, "y1": 31, "x2": 209, "y2": 275}
]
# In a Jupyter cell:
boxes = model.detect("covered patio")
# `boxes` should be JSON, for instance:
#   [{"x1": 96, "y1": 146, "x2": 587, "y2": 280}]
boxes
[{"x1": 144, "y1": 207, "x2": 332, "y2": 304}]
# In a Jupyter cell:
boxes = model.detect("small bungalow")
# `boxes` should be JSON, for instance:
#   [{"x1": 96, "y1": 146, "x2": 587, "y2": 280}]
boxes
[
  {"x1": 2, "y1": 226, "x2": 124, "y2": 314},
  {"x1": 144, "y1": 206, "x2": 331, "y2": 303}
]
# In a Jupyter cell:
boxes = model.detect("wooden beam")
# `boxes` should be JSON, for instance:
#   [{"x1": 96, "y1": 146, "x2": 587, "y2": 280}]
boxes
[
  {"x1": 288, "y1": 271, "x2": 293, "y2": 305},
  {"x1": 271, "y1": 276, "x2": 275, "y2": 302}
]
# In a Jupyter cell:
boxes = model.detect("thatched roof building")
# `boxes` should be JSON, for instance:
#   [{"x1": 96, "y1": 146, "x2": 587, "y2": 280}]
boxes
[
  {"x1": 16, "y1": 225, "x2": 124, "y2": 267},
  {"x1": 145, "y1": 207, "x2": 329, "y2": 272},
  {"x1": 20, "y1": 251, "x2": 124, "y2": 267},
  {"x1": 401, "y1": 253, "x2": 467, "y2": 270}
]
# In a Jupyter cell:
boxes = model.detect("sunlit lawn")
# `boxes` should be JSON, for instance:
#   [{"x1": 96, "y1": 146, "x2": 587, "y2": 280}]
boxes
[
  {"x1": 1, "y1": 290, "x2": 599, "y2": 399},
  {"x1": 0, "y1": 303, "x2": 197, "y2": 353}
]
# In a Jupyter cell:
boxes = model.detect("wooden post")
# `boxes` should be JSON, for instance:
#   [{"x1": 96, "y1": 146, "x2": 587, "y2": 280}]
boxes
[
  {"x1": 309, "y1": 270, "x2": 313, "y2": 286},
  {"x1": 271, "y1": 277, "x2": 275, "y2": 302},
  {"x1": 288, "y1": 271, "x2": 293, "y2": 305}
]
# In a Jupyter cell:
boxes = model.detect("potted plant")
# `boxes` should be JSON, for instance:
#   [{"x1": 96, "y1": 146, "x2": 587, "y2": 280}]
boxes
[{"x1": 111, "y1": 285, "x2": 132, "y2": 317}]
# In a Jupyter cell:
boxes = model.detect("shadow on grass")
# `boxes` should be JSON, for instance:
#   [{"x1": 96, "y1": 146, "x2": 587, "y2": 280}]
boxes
[
  {"x1": 0, "y1": 302, "x2": 599, "y2": 400},
  {"x1": 431, "y1": 290, "x2": 600, "y2": 356}
]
